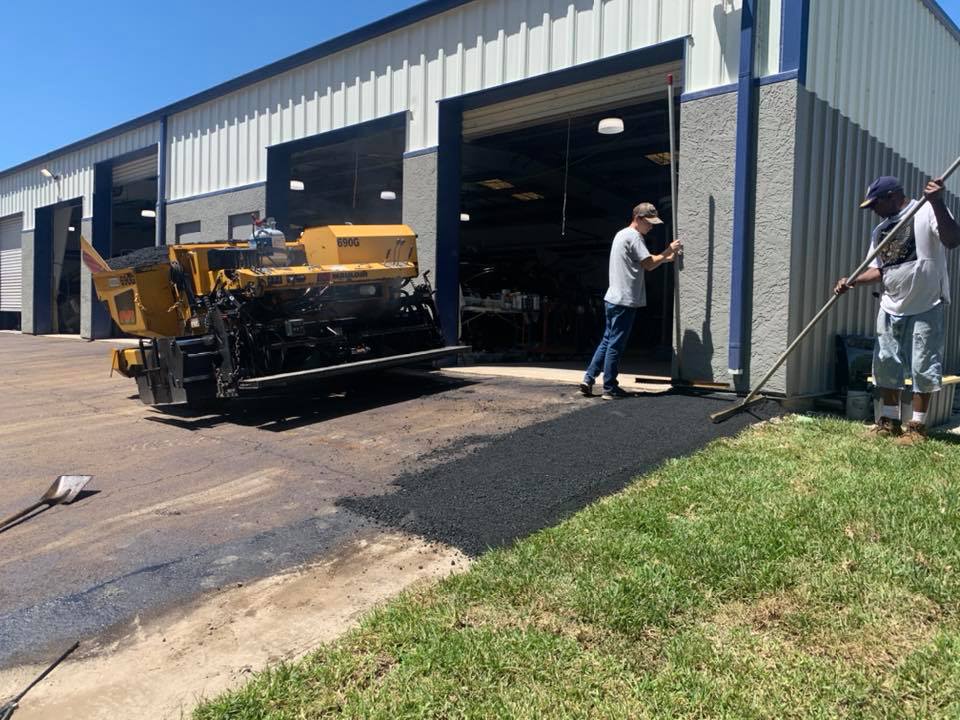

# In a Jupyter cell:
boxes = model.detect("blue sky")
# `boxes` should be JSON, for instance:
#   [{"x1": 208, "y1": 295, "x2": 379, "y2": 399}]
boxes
[{"x1": 2, "y1": 0, "x2": 959, "y2": 171}]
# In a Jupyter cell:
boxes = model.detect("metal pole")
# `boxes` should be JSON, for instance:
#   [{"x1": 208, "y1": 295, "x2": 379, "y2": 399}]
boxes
[
  {"x1": 667, "y1": 74, "x2": 683, "y2": 379},
  {"x1": 712, "y1": 153, "x2": 960, "y2": 422}
]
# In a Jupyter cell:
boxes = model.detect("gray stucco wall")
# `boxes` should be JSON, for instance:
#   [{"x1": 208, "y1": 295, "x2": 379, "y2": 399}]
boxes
[
  {"x1": 164, "y1": 184, "x2": 266, "y2": 245},
  {"x1": 402, "y1": 151, "x2": 438, "y2": 282},
  {"x1": 750, "y1": 80, "x2": 797, "y2": 395},
  {"x1": 79, "y1": 217, "x2": 97, "y2": 339},
  {"x1": 676, "y1": 80, "x2": 797, "y2": 395},
  {"x1": 676, "y1": 91, "x2": 737, "y2": 386},
  {"x1": 20, "y1": 230, "x2": 34, "y2": 334}
]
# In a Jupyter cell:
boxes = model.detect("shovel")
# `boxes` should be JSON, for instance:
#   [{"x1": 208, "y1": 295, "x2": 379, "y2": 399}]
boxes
[
  {"x1": 0, "y1": 642, "x2": 79, "y2": 719},
  {"x1": 0, "y1": 476, "x2": 93, "y2": 532}
]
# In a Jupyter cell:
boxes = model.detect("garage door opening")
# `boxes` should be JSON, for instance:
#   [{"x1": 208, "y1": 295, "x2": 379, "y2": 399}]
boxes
[
  {"x1": 458, "y1": 97, "x2": 677, "y2": 373},
  {"x1": 111, "y1": 153, "x2": 158, "y2": 258}
]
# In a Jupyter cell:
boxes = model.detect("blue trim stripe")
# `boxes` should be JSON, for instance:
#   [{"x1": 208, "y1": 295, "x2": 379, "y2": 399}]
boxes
[
  {"x1": 780, "y1": 0, "x2": 805, "y2": 73},
  {"x1": 403, "y1": 146, "x2": 439, "y2": 160},
  {"x1": 680, "y1": 83, "x2": 737, "y2": 103},
  {"x1": 165, "y1": 181, "x2": 267, "y2": 206},
  {"x1": 758, "y1": 69, "x2": 798, "y2": 87}
]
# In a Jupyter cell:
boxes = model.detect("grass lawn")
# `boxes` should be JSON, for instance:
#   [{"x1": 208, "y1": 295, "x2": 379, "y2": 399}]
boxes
[{"x1": 194, "y1": 416, "x2": 960, "y2": 719}]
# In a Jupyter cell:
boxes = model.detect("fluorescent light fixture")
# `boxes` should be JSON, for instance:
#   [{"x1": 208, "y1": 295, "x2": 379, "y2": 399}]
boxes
[
  {"x1": 289, "y1": 180, "x2": 305, "y2": 191},
  {"x1": 141, "y1": 209, "x2": 157, "y2": 218},
  {"x1": 40, "y1": 168, "x2": 55, "y2": 179},
  {"x1": 380, "y1": 190, "x2": 397, "y2": 201},
  {"x1": 645, "y1": 152, "x2": 674, "y2": 166},
  {"x1": 512, "y1": 192, "x2": 545, "y2": 202},
  {"x1": 68, "y1": 226, "x2": 76, "y2": 232},
  {"x1": 598, "y1": 118, "x2": 624, "y2": 135},
  {"x1": 460, "y1": 213, "x2": 471, "y2": 222},
  {"x1": 478, "y1": 179, "x2": 514, "y2": 191}
]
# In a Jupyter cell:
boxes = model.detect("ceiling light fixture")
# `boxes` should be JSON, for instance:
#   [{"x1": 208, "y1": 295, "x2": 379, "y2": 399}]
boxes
[
  {"x1": 478, "y1": 179, "x2": 514, "y2": 191},
  {"x1": 512, "y1": 192, "x2": 545, "y2": 202},
  {"x1": 460, "y1": 213, "x2": 471, "y2": 222},
  {"x1": 141, "y1": 209, "x2": 157, "y2": 219},
  {"x1": 598, "y1": 118, "x2": 625, "y2": 135},
  {"x1": 289, "y1": 180, "x2": 305, "y2": 191},
  {"x1": 68, "y1": 226, "x2": 76, "y2": 232},
  {"x1": 380, "y1": 190, "x2": 397, "y2": 201},
  {"x1": 645, "y1": 152, "x2": 674, "y2": 166}
]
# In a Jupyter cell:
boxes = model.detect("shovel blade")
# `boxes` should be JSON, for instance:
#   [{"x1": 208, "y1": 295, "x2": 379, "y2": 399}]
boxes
[{"x1": 42, "y1": 475, "x2": 93, "y2": 505}]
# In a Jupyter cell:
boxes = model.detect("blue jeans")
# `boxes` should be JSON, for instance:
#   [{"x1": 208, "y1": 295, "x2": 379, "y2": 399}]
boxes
[
  {"x1": 874, "y1": 303, "x2": 945, "y2": 394},
  {"x1": 584, "y1": 302, "x2": 637, "y2": 393}
]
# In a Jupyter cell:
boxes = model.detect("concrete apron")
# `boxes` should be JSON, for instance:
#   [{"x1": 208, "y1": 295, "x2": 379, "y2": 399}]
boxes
[{"x1": 441, "y1": 364, "x2": 672, "y2": 393}]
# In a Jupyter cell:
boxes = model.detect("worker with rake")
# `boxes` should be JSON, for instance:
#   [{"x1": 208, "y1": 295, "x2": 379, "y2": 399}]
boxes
[{"x1": 835, "y1": 175, "x2": 960, "y2": 443}]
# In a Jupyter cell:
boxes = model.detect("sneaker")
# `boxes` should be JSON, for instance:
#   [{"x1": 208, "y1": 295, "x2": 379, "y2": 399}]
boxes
[
  {"x1": 895, "y1": 420, "x2": 928, "y2": 446},
  {"x1": 579, "y1": 380, "x2": 595, "y2": 397},
  {"x1": 868, "y1": 416, "x2": 903, "y2": 438},
  {"x1": 601, "y1": 386, "x2": 633, "y2": 400}
]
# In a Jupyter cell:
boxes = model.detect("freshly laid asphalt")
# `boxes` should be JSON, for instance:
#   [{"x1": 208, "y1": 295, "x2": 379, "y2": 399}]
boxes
[
  {"x1": 0, "y1": 333, "x2": 777, "y2": 667},
  {"x1": 342, "y1": 392, "x2": 778, "y2": 555}
]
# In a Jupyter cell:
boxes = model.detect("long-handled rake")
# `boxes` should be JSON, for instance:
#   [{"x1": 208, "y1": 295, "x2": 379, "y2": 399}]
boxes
[
  {"x1": 711, "y1": 153, "x2": 960, "y2": 423},
  {"x1": 0, "y1": 642, "x2": 80, "y2": 719}
]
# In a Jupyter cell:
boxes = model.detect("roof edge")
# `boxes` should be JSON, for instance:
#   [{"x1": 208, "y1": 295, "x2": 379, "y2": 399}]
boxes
[{"x1": 0, "y1": 0, "x2": 475, "y2": 180}]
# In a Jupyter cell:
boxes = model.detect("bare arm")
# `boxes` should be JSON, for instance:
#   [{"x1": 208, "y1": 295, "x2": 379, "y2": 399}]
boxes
[
  {"x1": 641, "y1": 239, "x2": 683, "y2": 271},
  {"x1": 834, "y1": 268, "x2": 881, "y2": 295},
  {"x1": 926, "y1": 179, "x2": 960, "y2": 250}
]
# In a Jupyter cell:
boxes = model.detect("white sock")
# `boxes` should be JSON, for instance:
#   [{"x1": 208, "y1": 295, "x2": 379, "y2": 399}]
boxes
[
  {"x1": 912, "y1": 411, "x2": 927, "y2": 426},
  {"x1": 882, "y1": 404, "x2": 901, "y2": 421}
]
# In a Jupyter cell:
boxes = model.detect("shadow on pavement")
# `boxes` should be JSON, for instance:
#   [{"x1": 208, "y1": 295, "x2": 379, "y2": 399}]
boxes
[
  {"x1": 340, "y1": 392, "x2": 780, "y2": 556},
  {"x1": 142, "y1": 371, "x2": 476, "y2": 432}
]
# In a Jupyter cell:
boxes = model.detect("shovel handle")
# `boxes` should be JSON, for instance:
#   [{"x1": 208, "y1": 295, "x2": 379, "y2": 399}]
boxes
[
  {"x1": 0, "y1": 500, "x2": 46, "y2": 532},
  {"x1": 12, "y1": 642, "x2": 80, "y2": 703}
]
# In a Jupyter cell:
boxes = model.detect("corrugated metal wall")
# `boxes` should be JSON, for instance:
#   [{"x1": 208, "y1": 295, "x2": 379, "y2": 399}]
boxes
[
  {"x1": 0, "y1": 213, "x2": 22, "y2": 312},
  {"x1": 0, "y1": 123, "x2": 160, "y2": 231},
  {"x1": 166, "y1": 0, "x2": 781, "y2": 200},
  {"x1": 805, "y1": 0, "x2": 960, "y2": 197},
  {"x1": 789, "y1": 0, "x2": 960, "y2": 396}
]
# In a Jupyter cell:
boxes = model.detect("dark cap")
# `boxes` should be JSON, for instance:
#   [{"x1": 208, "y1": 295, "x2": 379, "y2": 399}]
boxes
[
  {"x1": 860, "y1": 176, "x2": 903, "y2": 209},
  {"x1": 633, "y1": 202, "x2": 663, "y2": 224}
]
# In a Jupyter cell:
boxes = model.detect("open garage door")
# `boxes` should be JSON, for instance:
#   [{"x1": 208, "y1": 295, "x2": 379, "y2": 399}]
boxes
[
  {"x1": 458, "y1": 63, "x2": 681, "y2": 369},
  {"x1": 111, "y1": 151, "x2": 158, "y2": 257},
  {"x1": 0, "y1": 213, "x2": 22, "y2": 319}
]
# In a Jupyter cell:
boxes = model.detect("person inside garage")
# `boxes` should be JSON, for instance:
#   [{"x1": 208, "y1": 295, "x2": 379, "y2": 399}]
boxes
[{"x1": 580, "y1": 202, "x2": 682, "y2": 399}]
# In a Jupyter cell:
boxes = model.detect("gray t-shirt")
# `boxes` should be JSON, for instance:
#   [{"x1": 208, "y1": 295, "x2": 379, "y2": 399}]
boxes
[
  {"x1": 868, "y1": 200, "x2": 951, "y2": 316},
  {"x1": 604, "y1": 227, "x2": 652, "y2": 308}
]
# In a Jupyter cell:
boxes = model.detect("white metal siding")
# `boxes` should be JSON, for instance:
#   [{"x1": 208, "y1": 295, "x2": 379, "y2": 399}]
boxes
[
  {"x1": 166, "y1": 0, "x2": 782, "y2": 201},
  {"x1": 0, "y1": 214, "x2": 22, "y2": 312},
  {"x1": 0, "y1": 123, "x2": 161, "y2": 231},
  {"x1": 113, "y1": 153, "x2": 158, "y2": 185},
  {"x1": 805, "y1": 0, "x2": 960, "y2": 194},
  {"x1": 462, "y1": 61, "x2": 683, "y2": 137}
]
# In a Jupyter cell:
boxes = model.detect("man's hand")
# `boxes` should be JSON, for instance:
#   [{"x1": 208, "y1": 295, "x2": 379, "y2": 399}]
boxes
[
  {"x1": 665, "y1": 239, "x2": 683, "y2": 260},
  {"x1": 925, "y1": 178, "x2": 946, "y2": 205},
  {"x1": 834, "y1": 277, "x2": 853, "y2": 295}
]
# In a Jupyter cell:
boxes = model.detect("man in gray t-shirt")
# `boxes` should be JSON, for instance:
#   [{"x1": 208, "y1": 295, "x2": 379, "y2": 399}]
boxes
[{"x1": 581, "y1": 203, "x2": 682, "y2": 399}]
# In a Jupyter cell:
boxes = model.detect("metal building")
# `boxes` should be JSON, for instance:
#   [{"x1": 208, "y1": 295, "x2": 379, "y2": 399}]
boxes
[{"x1": 1, "y1": 0, "x2": 958, "y2": 399}]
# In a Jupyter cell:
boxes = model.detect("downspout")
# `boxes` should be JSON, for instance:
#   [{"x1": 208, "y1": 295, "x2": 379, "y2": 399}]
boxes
[
  {"x1": 727, "y1": 0, "x2": 758, "y2": 377},
  {"x1": 156, "y1": 116, "x2": 168, "y2": 247}
]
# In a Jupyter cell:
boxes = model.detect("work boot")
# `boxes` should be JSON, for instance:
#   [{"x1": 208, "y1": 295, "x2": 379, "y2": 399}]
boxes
[
  {"x1": 579, "y1": 380, "x2": 595, "y2": 397},
  {"x1": 602, "y1": 386, "x2": 633, "y2": 400},
  {"x1": 895, "y1": 421, "x2": 928, "y2": 446},
  {"x1": 868, "y1": 416, "x2": 903, "y2": 438}
]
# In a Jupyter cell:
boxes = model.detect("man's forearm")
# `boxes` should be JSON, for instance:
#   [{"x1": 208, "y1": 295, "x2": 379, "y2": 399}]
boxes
[
  {"x1": 931, "y1": 200, "x2": 960, "y2": 249},
  {"x1": 850, "y1": 268, "x2": 882, "y2": 286},
  {"x1": 642, "y1": 253, "x2": 673, "y2": 271}
]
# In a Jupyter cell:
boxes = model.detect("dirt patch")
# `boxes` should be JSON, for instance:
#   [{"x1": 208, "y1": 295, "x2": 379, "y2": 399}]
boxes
[{"x1": 0, "y1": 532, "x2": 469, "y2": 720}]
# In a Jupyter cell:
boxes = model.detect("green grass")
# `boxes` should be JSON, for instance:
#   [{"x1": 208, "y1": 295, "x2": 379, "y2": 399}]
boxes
[{"x1": 194, "y1": 417, "x2": 960, "y2": 719}]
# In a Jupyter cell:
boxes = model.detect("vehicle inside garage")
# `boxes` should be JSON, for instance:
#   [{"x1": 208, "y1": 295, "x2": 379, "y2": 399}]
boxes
[{"x1": 458, "y1": 96, "x2": 677, "y2": 365}]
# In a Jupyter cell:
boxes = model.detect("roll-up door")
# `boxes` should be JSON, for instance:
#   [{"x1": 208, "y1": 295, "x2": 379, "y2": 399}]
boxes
[
  {"x1": 0, "y1": 214, "x2": 22, "y2": 312},
  {"x1": 112, "y1": 153, "x2": 157, "y2": 185},
  {"x1": 462, "y1": 62, "x2": 683, "y2": 140}
]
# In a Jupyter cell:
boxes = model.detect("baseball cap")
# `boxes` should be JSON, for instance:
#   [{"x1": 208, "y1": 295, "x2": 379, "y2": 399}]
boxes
[
  {"x1": 860, "y1": 176, "x2": 903, "y2": 209},
  {"x1": 634, "y1": 202, "x2": 664, "y2": 224}
]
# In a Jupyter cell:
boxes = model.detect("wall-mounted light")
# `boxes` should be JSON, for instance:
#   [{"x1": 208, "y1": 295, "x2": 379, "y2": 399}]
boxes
[
  {"x1": 380, "y1": 190, "x2": 397, "y2": 201},
  {"x1": 460, "y1": 213, "x2": 471, "y2": 222},
  {"x1": 40, "y1": 168, "x2": 60, "y2": 180},
  {"x1": 141, "y1": 209, "x2": 157, "y2": 219},
  {"x1": 290, "y1": 180, "x2": 305, "y2": 191},
  {"x1": 598, "y1": 118, "x2": 625, "y2": 135}
]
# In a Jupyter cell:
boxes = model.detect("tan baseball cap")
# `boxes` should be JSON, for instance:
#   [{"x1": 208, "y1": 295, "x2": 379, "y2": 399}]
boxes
[{"x1": 634, "y1": 202, "x2": 664, "y2": 224}]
